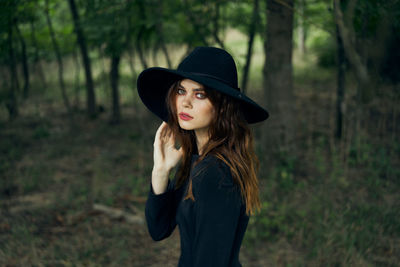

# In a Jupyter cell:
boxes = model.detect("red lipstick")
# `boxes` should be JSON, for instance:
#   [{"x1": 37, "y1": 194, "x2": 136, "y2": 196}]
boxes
[{"x1": 179, "y1": 112, "x2": 193, "y2": 121}]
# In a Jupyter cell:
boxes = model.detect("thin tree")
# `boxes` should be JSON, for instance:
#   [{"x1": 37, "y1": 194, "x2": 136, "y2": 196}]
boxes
[
  {"x1": 241, "y1": 0, "x2": 260, "y2": 94},
  {"x1": 136, "y1": 1, "x2": 148, "y2": 69},
  {"x1": 212, "y1": 1, "x2": 225, "y2": 49},
  {"x1": 155, "y1": 0, "x2": 172, "y2": 68},
  {"x1": 6, "y1": 19, "x2": 19, "y2": 120},
  {"x1": 127, "y1": 47, "x2": 138, "y2": 111},
  {"x1": 72, "y1": 47, "x2": 81, "y2": 109},
  {"x1": 15, "y1": 20, "x2": 30, "y2": 99},
  {"x1": 263, "y1": 0, "x2": 295, "y2": 152},
  {"x1": 44, "y1": 0, "x2": 71, "y2": 114},
  {"x1": 110, "y1": 51, "x2": 121, "y2": 124},
  {"x1": 297, "y1": 0, "x2": 307, "y2": 56},
  {"x1": 334, "y1": 0, "x2": 370, "y2": 160},
  {"x1": 107, "y1": 27, "x2": 123, "y2": 124},
  {"x1": 336, "y1": 24, "x2": 345, "y2": 140},
  {"x1": 29, "y1": 17, "x2": 47, "y2": 90},
  {"x1": 333, "y1": 0, "x2": 369, "y2": 91},
  {"x1": 68, "y1": 0, "x2": 97, "y2": 118},
  {"x1": 106, "y1": 0, "x2": 133, "y2": 124}
]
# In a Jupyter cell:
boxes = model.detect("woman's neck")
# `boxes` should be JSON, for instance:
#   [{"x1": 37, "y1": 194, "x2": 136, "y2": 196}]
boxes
[{"x1": 195, "y1": 129, "x2": 209, "y2": 156}]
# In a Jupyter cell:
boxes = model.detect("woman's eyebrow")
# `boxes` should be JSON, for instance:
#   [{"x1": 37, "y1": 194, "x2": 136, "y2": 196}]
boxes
[{"x1": 178, "y1": 84, "x2": 204, "y2": 92}]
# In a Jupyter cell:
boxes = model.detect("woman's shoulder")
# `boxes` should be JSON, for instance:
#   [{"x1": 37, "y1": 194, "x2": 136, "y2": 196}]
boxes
[
  {"x1": 190, "y1": 154, "x2": 243, "y2": 207},
  {"x1": 191, "y1": 154, "x2": 235, "y2": 188}
]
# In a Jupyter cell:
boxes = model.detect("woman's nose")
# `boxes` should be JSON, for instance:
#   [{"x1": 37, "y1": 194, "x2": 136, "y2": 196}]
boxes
[{"x1": 181, "y1": 95, "x2": 192, "y2": 108}]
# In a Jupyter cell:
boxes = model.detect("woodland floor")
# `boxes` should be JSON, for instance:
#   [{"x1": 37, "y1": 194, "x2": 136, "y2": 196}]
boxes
[
  {"x1": 0, "y1": 102, "x2": 283, "y2": 267},
  {"x1": 1, "y1": 74, "x2": 399, "y2": 266}
]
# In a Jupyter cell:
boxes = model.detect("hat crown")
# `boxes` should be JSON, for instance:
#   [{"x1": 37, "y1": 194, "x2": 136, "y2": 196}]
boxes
[{"x1": 177, "y1": 47, "x2": 238, "y2": 90}]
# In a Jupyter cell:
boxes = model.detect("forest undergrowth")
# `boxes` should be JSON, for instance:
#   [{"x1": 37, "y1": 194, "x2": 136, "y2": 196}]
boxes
[{"x1": 1, "y1": 66, "x2": 399, "y2": 266}]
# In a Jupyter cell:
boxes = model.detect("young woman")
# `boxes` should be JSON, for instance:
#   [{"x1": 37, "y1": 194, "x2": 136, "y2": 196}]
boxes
[{"x1": 137, "y1": 47, "x2": 269, "y2": 267}]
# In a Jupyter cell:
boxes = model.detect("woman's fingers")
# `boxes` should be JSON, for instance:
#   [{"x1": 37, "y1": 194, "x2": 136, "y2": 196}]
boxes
[
  {"x1": 154, "y1": 122, "x2": 181, "y2": 165},
  {"x1": 156, "y1": 123, "x2": 170, "y2": 146},
  {"x1": 159, "y1": 123, "x2": 172, "y2": 143},
  {"x1": 154, "y1": 122, "x2": 164, "y2": 145},
  {"x1": 161, "y1": 123, "x2": 173, "y2": 146},
  {"x1": 154, "y1": 122, "x2": 167, "y2": 159},
  {"x1": 152, "y1": 122, "x2": 183, "y2": 171}
]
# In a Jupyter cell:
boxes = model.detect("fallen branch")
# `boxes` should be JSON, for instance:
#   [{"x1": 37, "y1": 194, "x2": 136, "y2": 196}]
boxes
[
  {"x1": 93, "y1": 203, "x2": 144, "y2": 225},
  {"x1": 118, "y1": 194, "x2": 146, "y2": 203}
]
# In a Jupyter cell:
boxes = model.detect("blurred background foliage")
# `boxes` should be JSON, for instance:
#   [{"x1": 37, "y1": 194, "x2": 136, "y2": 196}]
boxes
[{"x1": 1, "y1": 0, "x2": 399, "y2": 266}]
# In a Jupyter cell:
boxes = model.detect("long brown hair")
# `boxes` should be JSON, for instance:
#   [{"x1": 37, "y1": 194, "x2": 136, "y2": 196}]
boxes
[{"x1": 166, "y1": 80, "x2": 261, "y2": 215}]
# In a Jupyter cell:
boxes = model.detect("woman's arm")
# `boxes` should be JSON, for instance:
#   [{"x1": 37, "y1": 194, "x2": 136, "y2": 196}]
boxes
[
  {"x1": 145, "y1": 179, "x2": 177, "y2": 241},
  {"x1": 191, "y1": 158, "x2": 244, "y2": 267},
  {"x1": 145, "y1": 122, "x2": 183, "y2": 241}
]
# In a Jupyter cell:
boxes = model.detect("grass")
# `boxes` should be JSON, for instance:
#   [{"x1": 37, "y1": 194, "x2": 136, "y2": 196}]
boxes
[{"x1": 243, "y1": 129, "x2": 400, "y2": 265}]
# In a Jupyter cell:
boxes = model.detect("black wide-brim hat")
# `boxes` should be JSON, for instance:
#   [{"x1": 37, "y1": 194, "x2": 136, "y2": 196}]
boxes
[{"x1": 137, "y1": 47, "x2": 269, "y2": 124}]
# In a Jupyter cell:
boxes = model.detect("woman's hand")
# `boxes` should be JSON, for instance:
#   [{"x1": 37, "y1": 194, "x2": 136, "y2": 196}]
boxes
[
  {"x1": 151, "y1": 122, "x2": 183, "y2": 194},
  {"x1": 153, "y1": 122, "x2": 183, "y2": 172}
]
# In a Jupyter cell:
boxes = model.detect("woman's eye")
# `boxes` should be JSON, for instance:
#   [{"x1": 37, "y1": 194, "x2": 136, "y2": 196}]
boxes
[
  {"x1": 196, "y1": 93, "x2": 206, "y2": 99},
  {"x1": 177, "y1": 89, "x2": 185, "y2": 95}
]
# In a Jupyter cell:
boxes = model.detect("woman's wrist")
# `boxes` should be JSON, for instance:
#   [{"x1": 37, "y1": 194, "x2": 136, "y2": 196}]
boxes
[
  {"x1": 151, "y1": 167, "x2": 170, "y2": 195},
  {"x1": 152, "y1": 165, "x2": 171, "y2": 177}
]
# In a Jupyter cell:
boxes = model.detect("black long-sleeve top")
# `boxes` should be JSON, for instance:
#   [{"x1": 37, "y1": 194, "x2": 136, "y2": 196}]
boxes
[{"x1": 145, "y1": 154, "x2": 249, "y2": 267}]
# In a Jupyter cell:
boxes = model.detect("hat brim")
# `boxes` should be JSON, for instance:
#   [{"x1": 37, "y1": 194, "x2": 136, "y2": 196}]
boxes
[{"x1": 137, "y1": 67, "x2": 269, "y2": 124}]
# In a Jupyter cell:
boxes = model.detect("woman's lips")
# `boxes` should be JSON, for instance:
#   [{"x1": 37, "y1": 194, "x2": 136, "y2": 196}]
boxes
[{"x1": 179, "y1": 112, "x2": 193, "y2": 121}]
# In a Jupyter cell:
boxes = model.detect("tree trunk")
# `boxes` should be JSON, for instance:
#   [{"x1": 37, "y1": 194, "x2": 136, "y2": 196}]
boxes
[
  {"x1": 136, "y1": 1, "x2": 148, "y2": 69},
  {"x1": 336, "y1": 25, "x2": 346, "y2": 140},
  {"x1": 183, "y1": 0, "x2": 209, "y2": 46},
  {"x1": 333, "y1": 0, "x2": 369, "y2": 95},
  {"x1": 155, "y1": 0, "x2": 172, "y2": 68},
  {"x1": 6, "y1": 22, "x2": 19, "y2": 120},
  {"x1": 72, "y1": 47, "x2": 81, "y2": 109},
  {"x1": 160, "y1": 43, "x2": 171, "y2": 68},
  {"x1": 241, "y1": 0, "x2": 259, "y2": 94},
  {"x1": 263, "y1": 0, "x2": 295, "y2": 152},
  {"x1": 15, "y1": 22, "x2": 30, "y2": 99},
  {"x1": 334, "y1": 0, "x2": 368, "y2": 162},
  {"x1": 68, "y1": 0, "x2": 97, "y2": 118},
  {"x1": 99, "y1": 47, "x2": 110, "y2": 101},
  {"x1": 212, "y1": 2, "x2": 224, "y2": 48},
  {"x1": 127, "y1": 48, "x2": 137, "y2": 79},
  {"x1": 127, "y1": 48, "x2": 139, "y2": 112},
  {"x1": 297, "y1": 0, "x2": 306, "y2": 56},
  {"x1": 45, "y1": 0, "x2": 72, "y2": 114},
  {"x1": 30, "y1": 19, "x2": 47, "y2": 90},
  {"x1": 110, "y1": 55, "x2": 121, "y2": 124},
  {"x1": 152, "y1": 43, "x2": 159, "y2": 67},
  {"x1": 136, "y1": 28, "x2": 148, "y2": 69}
]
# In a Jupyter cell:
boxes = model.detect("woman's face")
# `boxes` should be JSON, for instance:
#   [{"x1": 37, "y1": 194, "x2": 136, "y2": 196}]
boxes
[{"x1": 175, "y1": 79, "x2": 215, "y2": 135}]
